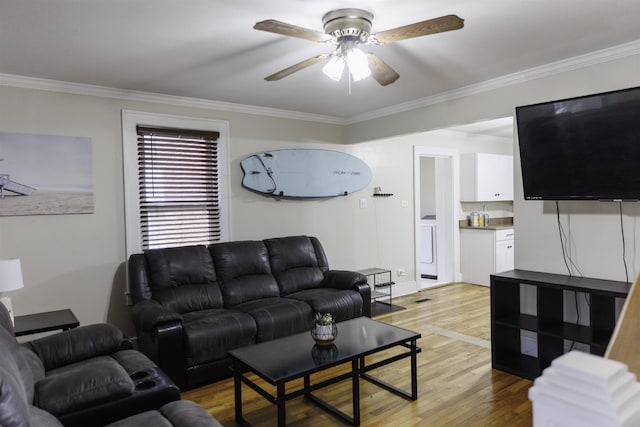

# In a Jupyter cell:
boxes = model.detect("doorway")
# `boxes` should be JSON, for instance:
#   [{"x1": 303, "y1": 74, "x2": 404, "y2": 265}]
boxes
[{"x1": 413, "y1": 146, "x2": 460, "y2": 289}]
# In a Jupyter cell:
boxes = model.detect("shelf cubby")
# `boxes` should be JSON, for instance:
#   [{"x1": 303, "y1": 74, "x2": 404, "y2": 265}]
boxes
[{"x1": 490, "y1": 269, "x2": 628, "y2": 380}]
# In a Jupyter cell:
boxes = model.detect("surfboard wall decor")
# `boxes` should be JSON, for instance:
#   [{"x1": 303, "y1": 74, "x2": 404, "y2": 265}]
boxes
[{"x1": 240, "y1": 149, "x2": 371, "y2": 198}]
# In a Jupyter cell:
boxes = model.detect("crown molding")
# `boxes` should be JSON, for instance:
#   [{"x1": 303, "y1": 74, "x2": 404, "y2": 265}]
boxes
[
  {"x1": 1, "y1": 40, "x2": 639, "y2": 127},
  {"x1": 345, "y1": 39, "x2": 640, "y2": 124},
  {"x1": 0, "y1": 73, "x2": 345, "y2": 125}
]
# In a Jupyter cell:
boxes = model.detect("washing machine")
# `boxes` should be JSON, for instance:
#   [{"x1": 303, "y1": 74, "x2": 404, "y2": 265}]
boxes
[{"x1": 419, "y1": 216, "x2": 437, "y2": 279}]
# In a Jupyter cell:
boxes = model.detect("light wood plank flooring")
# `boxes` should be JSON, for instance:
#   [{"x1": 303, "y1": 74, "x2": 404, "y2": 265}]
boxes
[{"x1": 182, "y1": 283, "x2": 533, "y2": 426}]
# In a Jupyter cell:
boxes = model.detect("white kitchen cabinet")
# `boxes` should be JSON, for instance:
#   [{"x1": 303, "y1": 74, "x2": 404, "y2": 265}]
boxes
[
  {"x1": 495, "y1": 238, "x2": 515, "y2": 273},
  {"x1": 460, "y1": 228, "x2": 514, "y2": 286},
  {"x1": 460, "y1": 153, "x2": 513, "y2": 201}
]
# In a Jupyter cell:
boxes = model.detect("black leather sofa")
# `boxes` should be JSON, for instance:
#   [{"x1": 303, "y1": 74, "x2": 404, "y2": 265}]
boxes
[
  {"x1": 129, "y1": 235, "x2": 370, "y2": 389},
  {"x1": 0, "y1": 303, "x2": 221, "y2": 427}
]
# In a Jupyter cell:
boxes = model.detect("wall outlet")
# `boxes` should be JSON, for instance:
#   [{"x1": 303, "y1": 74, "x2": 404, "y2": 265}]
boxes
[
  {"x1": 397, "y1": 268, "x2": 406, "y2": 277},
  {"x1": 359, "y1": 198, "x2": 367, "y2": 209}
]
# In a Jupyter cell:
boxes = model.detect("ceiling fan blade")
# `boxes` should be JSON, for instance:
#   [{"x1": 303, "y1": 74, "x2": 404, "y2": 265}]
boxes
[
  {"x1": 371, "y1": 14, "x2": 464, "y2": 44},
  {"x1": 265, "y1": 54, "x2": 330, "y2": 81},
  {"x1": 254, "y1": 20, "x2": 333, "y2": 43},
  {"x1": 367, "y1": 54, "x2": 400, "y2": 86}
]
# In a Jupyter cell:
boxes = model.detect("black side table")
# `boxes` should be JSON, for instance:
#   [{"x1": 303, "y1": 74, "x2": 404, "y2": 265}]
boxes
[{"x1": 13, "y1": 309, "x2": 79, "y2": 337}]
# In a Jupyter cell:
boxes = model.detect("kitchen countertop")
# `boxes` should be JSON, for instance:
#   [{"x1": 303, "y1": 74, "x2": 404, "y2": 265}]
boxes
[
  {"x1": 459, "y1": 224, "x2": 514, "y2": 231},
  {"x1": 459, "y1": 216, "x2": 513, "y2": 231}
]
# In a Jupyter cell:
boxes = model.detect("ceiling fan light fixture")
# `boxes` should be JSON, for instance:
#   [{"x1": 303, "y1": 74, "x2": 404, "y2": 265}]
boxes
[
  {"x1": 322, "y1": 55, "x2": 345, "y2": 81},
  {"x1": 322, "y1": 8, "x2": 373, "y2": 43},
  {"x1": 255, "y1": 8, "x2": 464, "y2": 86},
  {"x1": 345, "y1": 47, "x2": 371, "y2": 82}
]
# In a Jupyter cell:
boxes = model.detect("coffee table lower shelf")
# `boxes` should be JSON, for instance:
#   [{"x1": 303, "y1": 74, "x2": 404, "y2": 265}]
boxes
[{"x1": 229, "y1": 317, "x2": 421, "y2": 427}]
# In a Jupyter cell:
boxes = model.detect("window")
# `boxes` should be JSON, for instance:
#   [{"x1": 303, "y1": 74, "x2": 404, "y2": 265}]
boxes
[
  {"x1": 122, "y1": 111, "x2": 230, "y2": 255},
  {"x1": 136, "y1": 126, "x2": 221, "y2": 249}
]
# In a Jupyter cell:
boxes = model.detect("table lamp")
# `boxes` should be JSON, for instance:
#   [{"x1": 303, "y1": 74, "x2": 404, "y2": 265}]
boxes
[{"x1": 0, "y1": 258, "x2": 24, "y2": 325}]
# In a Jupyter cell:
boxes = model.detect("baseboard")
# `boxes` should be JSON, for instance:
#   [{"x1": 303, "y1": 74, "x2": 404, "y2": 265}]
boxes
[{"x1": 393, "y1": 280, "x2": 419, "y2": 297}]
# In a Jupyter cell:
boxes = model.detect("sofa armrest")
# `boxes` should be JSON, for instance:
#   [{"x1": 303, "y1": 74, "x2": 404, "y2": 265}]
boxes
[
  {"x1": 321, "y1": 270, "x2": 368, "y2": 290},
  {"x1": 131, "y1": 300, "x2": 183, "y2": 332},
  {"x1": 322, "y1": 270, "x2": 371, "y2": 317},
  {"x1": 24, "y1": 323, "x2": 128, "y2": 371},
  {"x1": 353, "y1": 282, "x2": 372, "y2": 317},
  {"x1": 131, "y1": 301, "x2": 187, "y2": 388}
]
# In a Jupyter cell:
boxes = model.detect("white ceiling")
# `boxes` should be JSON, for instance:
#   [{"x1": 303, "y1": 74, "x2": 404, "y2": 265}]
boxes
[{"x1": 1, "y1": 1, "x2": 639, "y2": 123}]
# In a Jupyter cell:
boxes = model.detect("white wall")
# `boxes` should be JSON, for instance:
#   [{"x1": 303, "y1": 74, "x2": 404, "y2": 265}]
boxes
[
  {"x1": 0, "y1": 85, "x2": 345, "y2": 335},
  {"x1": 345, "y1": 130, "x2": 515, "y2": 294},
  {"x1": 348, "y1": 53, "x2": 640, "y2": 285},
  {"x1": 1, "y1": 51, "x2": 639, "y2": 337}
]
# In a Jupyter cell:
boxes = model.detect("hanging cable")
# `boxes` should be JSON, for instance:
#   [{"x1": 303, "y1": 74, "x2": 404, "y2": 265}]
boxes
[
  {"x1": 569, "y1": 290, "x2": 580, "y2": 351},
  {"x1": 556, "y1": 201, "x2": 572, "y2": 276},
  {"x1": 564, "y1": 214, "x2": 584, "y2": 277},
  {"x1": 619, "y1": 202, "x2": 630, "y2": 285}
]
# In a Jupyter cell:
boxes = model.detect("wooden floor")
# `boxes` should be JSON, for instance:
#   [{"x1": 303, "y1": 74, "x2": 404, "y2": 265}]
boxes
[{"x1": 182, "y1": 283, "x2": 533, "y2": 426}]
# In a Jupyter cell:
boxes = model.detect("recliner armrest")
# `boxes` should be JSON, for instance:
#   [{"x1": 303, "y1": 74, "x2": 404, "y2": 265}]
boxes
[
  {"x1": 322, "y1": 270, "x2": 371, "y2": 317},
  {"x1": 353, "y1": 282, "x2": 372, "y2": 317},
  {"x1": 131, "y1": 300, "x2": 183, "y2": 332},
  {"x1": 321, "y1": 270, "x2": 368, "y2": 290},
  {"x1": 24, "y1": 323, "x2": 128, "y2": 371}
]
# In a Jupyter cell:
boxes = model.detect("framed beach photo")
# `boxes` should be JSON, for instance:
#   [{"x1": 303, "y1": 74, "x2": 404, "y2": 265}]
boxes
[{"x1": 0, "y1": 132, "x2": 93, "y2": 216}]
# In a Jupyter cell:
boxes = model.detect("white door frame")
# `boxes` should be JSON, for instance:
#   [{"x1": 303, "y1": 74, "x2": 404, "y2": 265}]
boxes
[{"x1": 413, "y1": 146, "x2": 461, "y2": 288}]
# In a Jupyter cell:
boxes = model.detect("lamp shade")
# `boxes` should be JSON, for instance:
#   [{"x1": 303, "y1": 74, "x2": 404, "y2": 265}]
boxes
[{"x1": 0, "y1": 259, "x2": 24, "y2": 293}]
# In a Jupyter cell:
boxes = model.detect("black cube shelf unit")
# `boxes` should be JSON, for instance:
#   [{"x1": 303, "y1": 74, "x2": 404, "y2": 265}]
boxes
[{"x1": 490, "y1": 269, "x2": 628, "y2": 380}]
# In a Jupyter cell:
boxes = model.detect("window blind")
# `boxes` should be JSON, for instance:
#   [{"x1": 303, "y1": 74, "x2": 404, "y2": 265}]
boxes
[{"x1": 136, "y1": 125, "x2": 221, "y2": 250}]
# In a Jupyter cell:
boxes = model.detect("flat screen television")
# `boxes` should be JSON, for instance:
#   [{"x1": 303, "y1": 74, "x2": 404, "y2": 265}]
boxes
[{"x1": 515, "y1": 86, "x2": 640, "y2": 201}]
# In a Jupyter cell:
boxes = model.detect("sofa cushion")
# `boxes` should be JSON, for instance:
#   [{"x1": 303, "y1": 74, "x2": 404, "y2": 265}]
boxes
[
  {"x1": 182, "y1": 309, "x2": 257, "y2": 365},
  {"x1": 29, "y1": 405, "x2": 65, "y2": 427},
  {"x1": 286, "y1": 288, "x2": 363, "y2": 322},
  {"x1": 0, "y1": 307, "x2": 58, "y2": 427},
  {"x1": 264, "y1": 236, "x2": 328, "y2": 295},
  {"x1": 25, "y1": 323, "x2": 126, "y2": 371},
  {"x1": 144, "y1": 245, "x2": 223, "y2": 313},
  {"x1": 233, "y1": 297, "x2": 314, "y2": 342},
  {"x1": 154, "y1": 284, "x2": 224, "y2": 314},
  {"x1": 0, "y1": 339, "x2": 30, "y2": 427},
  {"x1": 209, "y1": 241, "x2": 280, "y2": 307},
  {"x1": 106, "y1": 410, "x2": 175, "y2": 427},
  {"x1": 35, "y1": 356, "x2": 135, "y2": 416},
  {"x1": 18, "y1": 346, "x2": 45, "y2": 403},
  {"x1": 110, "y1": 349, "x2": 161, "y2": 376},
  {"x1": 157, "y1": 400, "x2": 222, "y2": 427},
  {"x1": 105, "y1": 400, "x2": 222, "y2": 427}
]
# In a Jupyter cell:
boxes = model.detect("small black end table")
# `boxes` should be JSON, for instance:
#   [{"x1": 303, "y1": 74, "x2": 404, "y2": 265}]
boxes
[{"x1": 14, "y1": 309, "x2": 79, "y2": 337}]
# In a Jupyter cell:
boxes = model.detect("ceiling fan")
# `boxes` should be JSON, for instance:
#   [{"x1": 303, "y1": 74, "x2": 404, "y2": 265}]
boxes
[{"x1": 254, "y1": 8, "x2": 464, "y2": 86}]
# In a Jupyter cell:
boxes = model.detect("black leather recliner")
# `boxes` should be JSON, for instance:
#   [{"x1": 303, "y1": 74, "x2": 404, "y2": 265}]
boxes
[
  {"x1": 129, "y1": 235, "x2": 370, "y2": 389},
  {"x1": 0, "y1": 302, "x2": 221, "y2": 427}
]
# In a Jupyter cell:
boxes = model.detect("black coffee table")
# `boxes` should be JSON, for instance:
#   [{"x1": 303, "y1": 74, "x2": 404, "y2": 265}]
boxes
[{"x1": 229, "y1": 316, "x2": 421, "y2": 426}]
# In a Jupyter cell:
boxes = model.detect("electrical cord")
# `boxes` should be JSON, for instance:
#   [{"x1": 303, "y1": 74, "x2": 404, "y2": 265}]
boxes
[
  {"x1": 565, "y1": 214, "x2": 585, "y2": 277},
  {"x1": 556, "y1": 201, "x2": 572, "y2": 276},
  {"x1": 569, "y1": 290, "x2": 580, "y2": 351},
  {"x1": 555, "y1": 201, "x2": 585, "y2": 277},
  {"x1": 619, "y1": 201, "x2": 630, "y2": 285},
  {"x1": 557, "y1": 201, "x2": 587, "y2": 352}
]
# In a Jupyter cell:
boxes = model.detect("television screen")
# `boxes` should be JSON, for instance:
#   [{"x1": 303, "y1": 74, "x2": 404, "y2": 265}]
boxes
[{"x1": 516, "y1": 86, "x2": 640, "y2": 201}]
